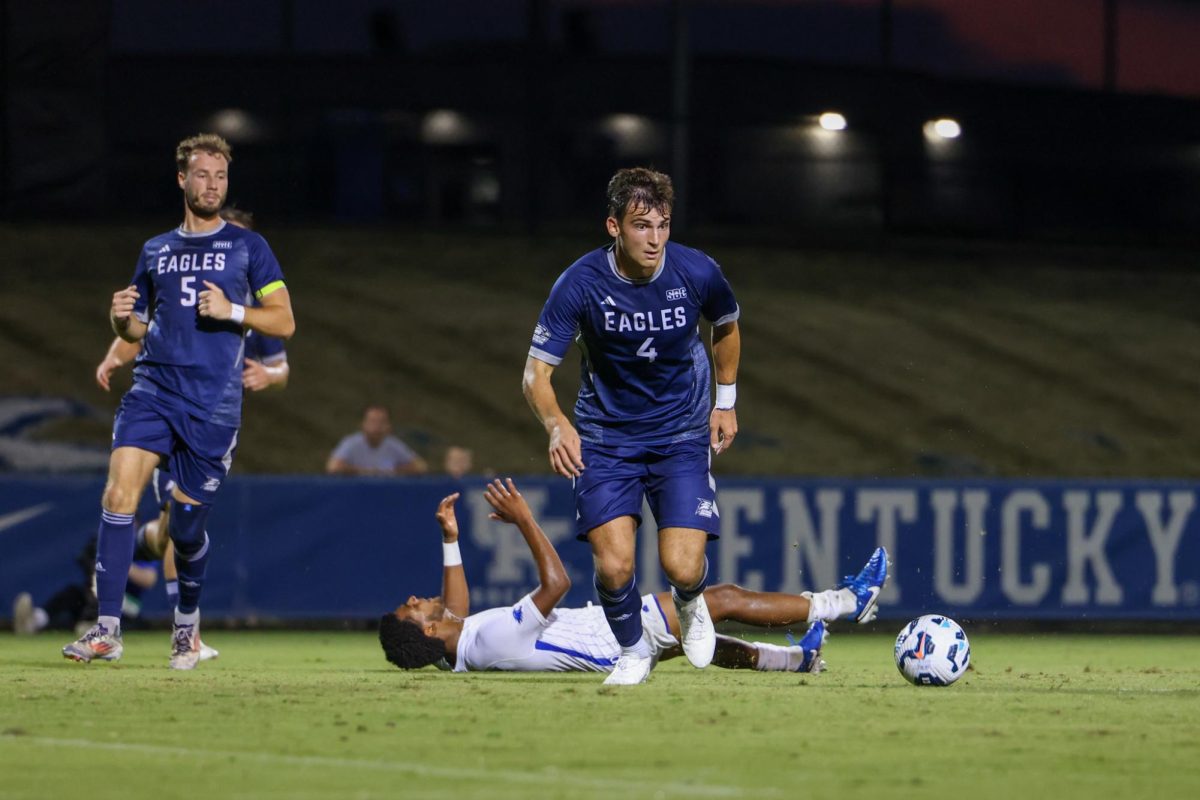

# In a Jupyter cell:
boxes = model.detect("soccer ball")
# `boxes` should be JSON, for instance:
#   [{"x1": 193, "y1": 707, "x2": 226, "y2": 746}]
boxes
[{"x1": 894, "y1": 614, "x2": 970, "y2": 686}]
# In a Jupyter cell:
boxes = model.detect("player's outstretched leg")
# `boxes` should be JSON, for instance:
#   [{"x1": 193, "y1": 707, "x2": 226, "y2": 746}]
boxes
[
  {"x1": 62, "y1": 620, "x2": 124, "y2": 663},
  {"x1": 836, "y1": 546, "x2": 888, "y2": 624}
]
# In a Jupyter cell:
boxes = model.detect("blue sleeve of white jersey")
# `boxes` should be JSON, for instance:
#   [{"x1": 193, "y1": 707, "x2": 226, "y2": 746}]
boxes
[
  {"x1": 130, "y1": 248, "x2": 153, "y2": 323},
  {"x1": 698, "y1": 255, "x2": 740, "y2": 326},
  {"x1": 529, "y1": 270, "x2": 583, "y2": 366},
  {"x1": 247, "y1": 234, "x2": 286, "y2": 300}
]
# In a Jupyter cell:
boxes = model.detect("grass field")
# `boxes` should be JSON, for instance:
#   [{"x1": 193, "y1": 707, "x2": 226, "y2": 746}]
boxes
[{"x1": 2, "y1": 630, "x2": 1198, "y2": 799}]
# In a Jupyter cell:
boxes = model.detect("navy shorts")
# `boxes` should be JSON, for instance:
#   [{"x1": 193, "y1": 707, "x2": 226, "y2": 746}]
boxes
[
  {"x1": 573, "y1": 438, "x2": 720, "y2": 541},
  {"x1": 112, "y1": 389, "x2": 239, "y2": 505}
]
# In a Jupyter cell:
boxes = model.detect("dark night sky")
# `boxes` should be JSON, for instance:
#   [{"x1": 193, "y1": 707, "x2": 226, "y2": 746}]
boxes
[{"x1": 109, "y1": 0, "x2": 1200, "y2": 99}]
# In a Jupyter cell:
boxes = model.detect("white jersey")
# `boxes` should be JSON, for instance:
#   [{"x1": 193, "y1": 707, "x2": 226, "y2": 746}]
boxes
[{"x1": 453, "y1": 592, "x2": 678, "y2": 673}]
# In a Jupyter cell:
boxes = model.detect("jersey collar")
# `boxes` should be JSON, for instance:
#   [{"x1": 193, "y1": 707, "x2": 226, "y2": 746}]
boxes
[
  {"x1": 176, "y1": 219, "x2": 228, "y2": 238},
  {"x1": 606, "y1": 245, "x2": 666, "y2": 285}
]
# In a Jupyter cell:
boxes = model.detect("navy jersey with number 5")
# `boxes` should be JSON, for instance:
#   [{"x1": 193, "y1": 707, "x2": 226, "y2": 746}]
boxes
[
  {"x1": 529, "y1": 241, "x2": 739, "y2": 446},
  {"x1": 129, "y1": 220, "x2": 286, "y2": 428}
]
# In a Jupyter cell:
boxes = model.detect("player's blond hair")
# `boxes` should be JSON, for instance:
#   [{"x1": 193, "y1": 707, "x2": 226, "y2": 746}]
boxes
[{"x1": 175, "y1": 133, "x2": 232, "y2": 174}]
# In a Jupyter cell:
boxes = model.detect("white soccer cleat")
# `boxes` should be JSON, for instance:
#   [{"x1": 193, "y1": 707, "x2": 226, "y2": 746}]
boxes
[
  {"x1": 13, "y1": 592, "x2": 35, "y2": 635},
  {"x1": 198, "y1": 640, "x2": 220, "y2": 662},
  {"x1": 62, "y1": 621, "x2": 123, "y2": 663},
  {"x1": 169, "y1": 621, "x2": 201, "y2": 670},
  {"x1": 673, "y1": 589, "x2": 716, "y2": 669},
  {"x1": 603, "y1": 651, "x2": 653, "y2": 685}
]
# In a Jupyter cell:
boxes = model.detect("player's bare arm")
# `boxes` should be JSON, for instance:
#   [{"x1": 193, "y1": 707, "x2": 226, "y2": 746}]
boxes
[
  {"x1": 242, "y1": 357, "x2": 289, "y2": 392},
  {"x1": 710, "y1": 320, "x2": 740, "y2": 455},
  {"x1": 96, "y1": 336, "x2": 142, "y2": 391},
  {"x1": 483, "y1": 478, "x2": 570, "y2": 617},
  {"x1": 110, "y1": 285, "x2": 147, "y2": 343},
  {"x1": 435, "y1": 492, "x2": 470, "y2": 618},
  {"x1": 199, "y1": 282, "x2": 296, "y2": 340},
  {"x1": 522, "y1": 356, "x2": 585, "y2": 478}
]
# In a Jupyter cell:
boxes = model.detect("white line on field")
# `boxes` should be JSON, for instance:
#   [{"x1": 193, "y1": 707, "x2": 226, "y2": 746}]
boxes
[{"x1": 0, "y1": 735, "x2": 772, "y2": 797}]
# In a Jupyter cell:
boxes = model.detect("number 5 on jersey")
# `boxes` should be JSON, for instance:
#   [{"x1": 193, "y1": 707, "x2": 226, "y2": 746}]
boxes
[{"x1": 180, "y1": 275, "x2": 196, "y2": 306}]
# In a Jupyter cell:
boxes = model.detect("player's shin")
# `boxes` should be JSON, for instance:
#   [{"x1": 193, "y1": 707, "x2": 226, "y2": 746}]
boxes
[
  {"x1": 170, "y1": 501, "x2": 212, "y2": 615},
  {"x1": 95, "y1": 510, "x2": 137, "y2": 629},
  {"x1": 595, "y1": 573, "x2": 649, "y2": 656}
]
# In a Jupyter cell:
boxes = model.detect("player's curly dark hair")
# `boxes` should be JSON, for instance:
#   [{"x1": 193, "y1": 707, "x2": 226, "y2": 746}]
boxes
[
  {"x1": 606, "y1": 167, "x2": 674, "y2": 222},
  {"x1": 378, "y1": 614, "x2": 447, "y2": 670}
]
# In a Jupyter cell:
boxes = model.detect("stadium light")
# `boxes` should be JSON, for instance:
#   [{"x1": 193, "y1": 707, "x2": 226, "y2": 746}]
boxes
[
  {"x1": 421, "y1": 109, "x2": 472, "y2": 145},
  {"x1": 818, "y1": 112, "x2": 847, "y2": 132},
  {"x1": 599, "y1": 114, "x2": 659, "y2": 157},
  {"x1": 208, "y1": 109, "x2": 263, "y2": 141},
  {"x1": 924, "y1": 118, "x2": 962, "y2": 141}
]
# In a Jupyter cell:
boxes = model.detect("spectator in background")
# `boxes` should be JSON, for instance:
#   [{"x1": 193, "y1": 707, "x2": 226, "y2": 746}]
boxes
[
  {"x1": 443, "y1": 445, "x2": 474, "y2": 479},
  {"x1": 326, "y1": 404, "x2": 428, "y2": 476}
]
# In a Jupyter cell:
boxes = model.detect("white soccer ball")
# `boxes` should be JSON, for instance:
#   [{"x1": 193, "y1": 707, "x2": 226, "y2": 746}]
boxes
[{"x1": 894, "y1": 614, "x2": 971, "y2": 686}]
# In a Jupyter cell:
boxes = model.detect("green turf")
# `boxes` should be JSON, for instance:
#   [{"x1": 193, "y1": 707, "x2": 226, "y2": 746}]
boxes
[{"x1": 2, "y1": 630, "x2": 1197, "y2": 799}]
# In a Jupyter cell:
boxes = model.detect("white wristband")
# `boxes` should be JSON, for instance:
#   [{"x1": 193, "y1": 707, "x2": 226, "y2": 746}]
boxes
[
  {"x1": 229, "y1": 304, "x2": 245, "y2": 325},
  {"x1": 443, "y1": 541, "x2": 462, "y2": 567},
  {"x1": 715, "y1": 383, "x2": 737, "y2": 410}
]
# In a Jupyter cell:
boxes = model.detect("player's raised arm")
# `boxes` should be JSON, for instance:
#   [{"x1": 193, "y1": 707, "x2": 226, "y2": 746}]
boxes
[
  {"x1": 522, "y1": 356, "x2": 584, "y2": 478},
  {"x1": 483, "y1": 478, "x2": 570, "y2": 617},
  {"x1": 110, "y1": 285, "x2": 147, "y2": 343},
  {"x1": 434, "y1": 492, "x2": 470, "y2": 618},
  {"x1": 709, "y1": 320, "x2": 740, "y2": 455}
]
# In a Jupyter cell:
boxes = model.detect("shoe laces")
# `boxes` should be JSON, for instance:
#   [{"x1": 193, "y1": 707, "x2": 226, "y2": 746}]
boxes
[
  {"x1": 82, "y1": 624, "x2": 111, "y2": 643},
  {"x1": 172, "y1": 625, "x2": 196, "y2": 655}
]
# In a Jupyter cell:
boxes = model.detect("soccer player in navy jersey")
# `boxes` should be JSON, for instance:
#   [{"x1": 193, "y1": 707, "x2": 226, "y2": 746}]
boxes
[
  {"x1": 64, "y1": 133, "x2": 295, "y2": 669},
  {"x1": 522, "y1": 168, "x2": 742, "y2": 684},
  {"x1": 92, "y1": 206, "x2": 287, "y2": 663}
]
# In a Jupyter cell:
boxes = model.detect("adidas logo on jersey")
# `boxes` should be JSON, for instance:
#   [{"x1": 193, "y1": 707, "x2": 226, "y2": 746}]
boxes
[
  {"x1": 601, "y1": 296, "x2": 616, "y2": 306},
  {"x1": 157, "y1": 244, "x2": 171, "y2": 254}
]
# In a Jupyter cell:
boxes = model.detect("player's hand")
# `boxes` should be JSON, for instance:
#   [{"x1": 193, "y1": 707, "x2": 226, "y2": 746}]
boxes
[
  {"x1": 198, "y1": 281, "x2": 233, "y2": 320},
  {"x1": 435, "y1": 492, "x2": 461, "y2": 542},
  {"x1": 710, "y1": 407, "x2": 738, "y2": 455},
  {"x1": 242, "y1": 358, "x2": 271, "y2": 391},
  {"x1": 483, "y1": 478, "x2": 533, "y2": 525},
  {"x1": 95, "y1": 354, "x2": 123, "y2": 391},
  {"x1": 547, "y1": 419, "x2": 584, "y2": 478},
  {"x1": 111, "y1": 285, "x2": 139, "y2": 323}
]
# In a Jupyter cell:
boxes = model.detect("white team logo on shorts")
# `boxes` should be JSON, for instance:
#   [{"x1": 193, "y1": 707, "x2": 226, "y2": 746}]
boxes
[
  {"x1": 202, "y1": 476, "x2": 221, "y2": 492},
  {"x1": 695, "y1": 499, "x2": 716, "y2": 519}
]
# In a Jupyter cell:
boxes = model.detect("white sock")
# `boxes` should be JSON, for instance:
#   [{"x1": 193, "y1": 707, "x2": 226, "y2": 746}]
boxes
[
  {"x1": 804, "y1": 589, "x2": 857, "y2": 622},
  {"x1": 622, "y1": 636, "x2": 651, "y2": 659},
  {"x1": 752, "y1": 642, "x2": 790, "y2": 671},
  {"x1": 98, "y1": 615, "x2": 121, "y2": 634},
  {"x1": 174, "y1": 608, "x2": 199, "y2": 626}
]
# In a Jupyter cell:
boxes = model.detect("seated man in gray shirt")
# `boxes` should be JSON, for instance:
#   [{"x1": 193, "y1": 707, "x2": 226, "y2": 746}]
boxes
[{"x1": 326, "y1": 404, "x2": 429, "y2": 476}]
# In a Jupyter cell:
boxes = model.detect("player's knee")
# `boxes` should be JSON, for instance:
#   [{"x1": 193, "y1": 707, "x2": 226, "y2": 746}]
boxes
[
  {"x1": 593, "y1": 554, "x2": 634, "y2": 589},
  {"x1": 101, "y1": 483, "x2": 139, "y2": 515},
  {"x1": 662, "y1": 556, "x2": 705, "y2": 589}
]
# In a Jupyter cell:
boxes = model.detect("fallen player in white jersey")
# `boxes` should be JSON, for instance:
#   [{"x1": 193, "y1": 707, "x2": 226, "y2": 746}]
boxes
[{"x1": 379, "y1": 479, "x2": 889, "y2": 676}]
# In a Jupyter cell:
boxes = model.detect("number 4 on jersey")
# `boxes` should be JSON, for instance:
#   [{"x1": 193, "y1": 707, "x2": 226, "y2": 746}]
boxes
[{"x1": 637, "y1": 337, "x2": 657, "y2": 362}]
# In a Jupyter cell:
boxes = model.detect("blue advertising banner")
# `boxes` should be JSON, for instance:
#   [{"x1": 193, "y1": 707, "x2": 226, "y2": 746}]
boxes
[{"x1": 1, "y1": 476, "x2": 1197, "y2": 621}]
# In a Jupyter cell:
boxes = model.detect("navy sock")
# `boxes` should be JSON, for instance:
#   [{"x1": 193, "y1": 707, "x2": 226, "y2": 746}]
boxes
[
  {"x1": 595, "y1": 574, "x2": 644, "y2": 648},
  {"x1": 170, "y1": 501, "x2": 211, "y2": 615},
  {"x1": 96, "y1": 510, "x2": 136, "y2": 619},
  {"x1": 672, "y1": 557, "x2": 709, "y2": 603}
]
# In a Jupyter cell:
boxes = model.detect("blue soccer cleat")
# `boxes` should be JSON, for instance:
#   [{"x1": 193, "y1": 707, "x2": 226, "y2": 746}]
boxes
[
  {"x1": 786, "y1": 621, "x2": 827, "y2": 673},
  {"x1": 838, "y1": 546, "x2": 889, "y2": 624}
]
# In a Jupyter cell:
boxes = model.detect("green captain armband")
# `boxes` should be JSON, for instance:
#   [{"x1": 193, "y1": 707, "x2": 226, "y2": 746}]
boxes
[{"x1": 255, "y1": 280, "x2": 286, "y2": 300}]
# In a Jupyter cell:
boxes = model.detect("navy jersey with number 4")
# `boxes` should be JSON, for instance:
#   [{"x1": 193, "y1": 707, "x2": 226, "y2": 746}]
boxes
[
  {"x1": 529, "y1": 241, "x2": 739, "y2": 446},
  {"x1": 129, "y1": 220, "x2": 286, "y2": 428}
]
